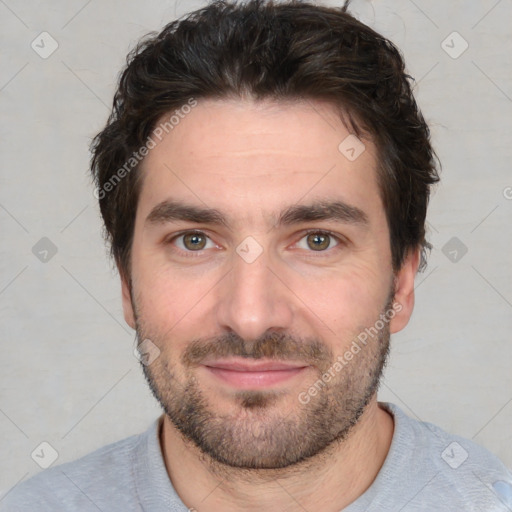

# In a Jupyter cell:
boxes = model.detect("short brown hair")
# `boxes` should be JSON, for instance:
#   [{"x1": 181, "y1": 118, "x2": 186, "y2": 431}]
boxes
[{"x1": 90, "y1": 0, "x2": 440, "y2": 279}]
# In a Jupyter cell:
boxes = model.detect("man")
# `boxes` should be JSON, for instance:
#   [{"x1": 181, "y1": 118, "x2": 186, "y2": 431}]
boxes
[{"x1": 2, "y1": 0, "x2": 511, "y2": 510}]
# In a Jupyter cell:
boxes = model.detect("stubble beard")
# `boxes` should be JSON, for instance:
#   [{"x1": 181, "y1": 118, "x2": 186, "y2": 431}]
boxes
[{"x1": 135, "y1": 297, "x2": 392, "y2": 472}]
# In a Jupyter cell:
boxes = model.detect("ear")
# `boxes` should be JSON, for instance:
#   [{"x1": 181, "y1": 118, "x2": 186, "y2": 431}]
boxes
[
  {"x1": 121, "y1": 271, "x2": 136, "y2": 330},
  {"x1": 389, "y1": 248, "x2": 420, "y2": 334}
]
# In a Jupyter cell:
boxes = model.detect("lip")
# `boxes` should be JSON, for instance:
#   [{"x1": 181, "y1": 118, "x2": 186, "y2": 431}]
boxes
[{"x1": 202, "y1": 358, "x2": 309, "y2": 389}]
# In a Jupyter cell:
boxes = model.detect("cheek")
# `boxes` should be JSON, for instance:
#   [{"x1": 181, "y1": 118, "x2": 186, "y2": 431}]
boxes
[
  {"x1": 285, "y1": 261, "x2": 392, "y2": 337},
  {"x1": 133, "y1": 260, "x2": 219, "y2": 338}
]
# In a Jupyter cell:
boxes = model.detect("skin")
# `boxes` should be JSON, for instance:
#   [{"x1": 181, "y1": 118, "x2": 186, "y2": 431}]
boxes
[{"x1": 121, "y1": 98, "x2": 420, "y2": 511}]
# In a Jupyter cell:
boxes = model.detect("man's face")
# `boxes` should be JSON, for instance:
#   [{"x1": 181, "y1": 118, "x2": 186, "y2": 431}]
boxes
[{"x1": 122, "y1": 99, "x2": 417, "y2": 469}]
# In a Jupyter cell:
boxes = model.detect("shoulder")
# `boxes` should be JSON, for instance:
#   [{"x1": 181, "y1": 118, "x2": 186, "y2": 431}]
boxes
[
  {"x1": 381, "y1": 402, "x2": 512, "y2": 510},
  {"x1": 0, "y1": 427, "x2": 150, "y2": 512}
]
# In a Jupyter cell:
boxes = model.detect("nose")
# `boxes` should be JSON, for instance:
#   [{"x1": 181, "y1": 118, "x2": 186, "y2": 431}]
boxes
[{"x1": 214, "y1": 244, "x2": 295, "y2": 342}]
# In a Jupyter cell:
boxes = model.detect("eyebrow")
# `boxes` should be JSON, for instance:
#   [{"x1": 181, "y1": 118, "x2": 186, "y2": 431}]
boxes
[{"x1": 145, "y1": 199, "x2": 369, "y2": 229}]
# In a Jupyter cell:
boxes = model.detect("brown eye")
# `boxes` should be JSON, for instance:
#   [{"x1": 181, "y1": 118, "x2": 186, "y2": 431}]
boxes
[
  {"x1": 182, "y1": 232, "x2": 207, "y2": 251},
  {"x1": 306, "y1": 232, "x2": 332, "y2": 251}
]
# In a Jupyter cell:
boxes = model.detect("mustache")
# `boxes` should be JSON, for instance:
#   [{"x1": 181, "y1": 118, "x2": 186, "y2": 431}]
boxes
[{"x1": 182, "y1": 330, "x2": 333, "y2": 370}]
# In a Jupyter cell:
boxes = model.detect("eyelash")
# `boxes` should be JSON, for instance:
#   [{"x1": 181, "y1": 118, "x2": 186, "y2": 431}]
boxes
[
  {"x1": 299, "y1": 229, "x2": 344, "y2": 255},
  {"x1": 166, "y1": 229, "x2": 345, "y2": 258}
]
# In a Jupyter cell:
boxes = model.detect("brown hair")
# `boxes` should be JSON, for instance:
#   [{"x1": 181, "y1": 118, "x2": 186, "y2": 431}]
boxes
[{"x1": 90, "y1": 0, "x2": 440, "y2": 280}]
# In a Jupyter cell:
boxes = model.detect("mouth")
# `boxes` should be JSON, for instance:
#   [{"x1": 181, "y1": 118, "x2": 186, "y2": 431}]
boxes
[{"x1": 201, "y1": 358, "x2": 310, "y2": 389}]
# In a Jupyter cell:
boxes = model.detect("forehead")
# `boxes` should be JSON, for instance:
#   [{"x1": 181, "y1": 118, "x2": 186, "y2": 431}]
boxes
[{"x1": 136, "y1": 98, "x2": 383, "y2": 228}]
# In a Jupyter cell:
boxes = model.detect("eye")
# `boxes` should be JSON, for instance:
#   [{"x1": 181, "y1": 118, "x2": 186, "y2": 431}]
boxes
[
  {"x1": 172, "y1": 231, "x2": 216, "y2": 252},
  {"x1": 295, "y1": 231, "x2": 340, "y2": 252}
]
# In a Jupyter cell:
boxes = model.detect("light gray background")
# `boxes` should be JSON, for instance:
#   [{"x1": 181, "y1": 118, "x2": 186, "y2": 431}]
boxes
[{"x1": 1, "y1": 0, "x2": 511, "y2": 496}]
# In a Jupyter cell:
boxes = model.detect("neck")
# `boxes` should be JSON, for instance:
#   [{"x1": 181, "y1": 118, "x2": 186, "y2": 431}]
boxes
[{"x1": 159, "y1": 397, "x2": 394, "y2": 511}]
